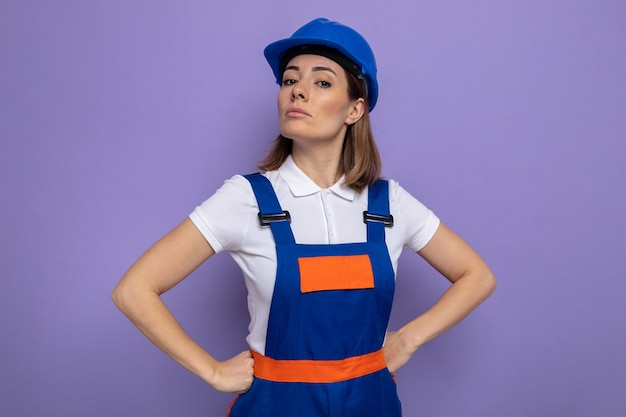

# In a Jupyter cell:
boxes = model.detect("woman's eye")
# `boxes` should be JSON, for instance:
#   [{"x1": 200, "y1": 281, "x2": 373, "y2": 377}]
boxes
[
  {"x1": 282, "y1": 79, "x2": 297, "y2": 86},
  {"x1": 317, "y1": 80, "x2": 331, "y2": 88}
]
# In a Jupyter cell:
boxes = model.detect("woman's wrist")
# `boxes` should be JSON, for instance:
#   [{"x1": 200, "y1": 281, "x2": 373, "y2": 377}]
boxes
[
  {"x1": 198, "y1": 358, "x2": 221, "y2": 387},
  {"x1": 398, "y1": 319, "x2": 431, "y2": 353},
  {"x1": 393, "y1": 326, "x2": 420, "y2": 354}
]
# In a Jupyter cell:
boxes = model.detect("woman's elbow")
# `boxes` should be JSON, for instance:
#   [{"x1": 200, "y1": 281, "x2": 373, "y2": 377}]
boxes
[
  {"x1": 111, "y1": 282, "x2": 126, "y2": 311},
  {"x1": 111, "y1": 280, "x2": 137, "y2": 315},
  {"x1": 481, "y1": 268, "x2": 497, "y2": 298}
]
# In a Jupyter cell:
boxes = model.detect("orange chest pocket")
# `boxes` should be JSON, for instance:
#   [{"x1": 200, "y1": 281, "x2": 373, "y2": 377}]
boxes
[{"x1": 298, "y1": 254, "x2": 375, "y2": 293}]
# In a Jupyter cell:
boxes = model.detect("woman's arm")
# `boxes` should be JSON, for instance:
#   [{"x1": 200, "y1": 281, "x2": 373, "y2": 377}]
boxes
[
  {"x1": 111, "y1": 218, "x2": 254, "y2": 393},
  {"x1": 383, "y1": 222, "x2": 496, "y2": 373}
]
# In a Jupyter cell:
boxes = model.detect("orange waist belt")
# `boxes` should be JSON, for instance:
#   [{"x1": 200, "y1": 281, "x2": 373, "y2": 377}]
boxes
[{"x1": 251, "y1": 349, "x2": 387, "y2": 383}]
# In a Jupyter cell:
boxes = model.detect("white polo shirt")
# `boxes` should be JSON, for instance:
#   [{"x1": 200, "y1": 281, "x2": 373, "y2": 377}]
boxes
[{"x1": 189, "y1": 155, "x2": 440, "y2": 354}]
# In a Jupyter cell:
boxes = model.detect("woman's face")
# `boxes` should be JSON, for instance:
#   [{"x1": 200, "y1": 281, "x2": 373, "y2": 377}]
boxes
[{"x1": 277, "y1": 54, "x2": 364, "y2": 148}]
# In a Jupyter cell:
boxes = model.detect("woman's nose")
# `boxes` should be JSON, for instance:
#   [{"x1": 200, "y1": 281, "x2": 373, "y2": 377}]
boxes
[{"x1": 291, "y1": 83, "x2": 307, "y2": 100}]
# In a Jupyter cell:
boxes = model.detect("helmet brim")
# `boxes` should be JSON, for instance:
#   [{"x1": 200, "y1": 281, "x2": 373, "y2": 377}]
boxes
[{"x1": 264, "y1": 37, "x2": 378, "y2": 111}]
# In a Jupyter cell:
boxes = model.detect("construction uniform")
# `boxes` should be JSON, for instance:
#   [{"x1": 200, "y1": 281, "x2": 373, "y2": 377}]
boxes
[{"x1": 189, "y1": 157, "x2": 439, "y2": 416}]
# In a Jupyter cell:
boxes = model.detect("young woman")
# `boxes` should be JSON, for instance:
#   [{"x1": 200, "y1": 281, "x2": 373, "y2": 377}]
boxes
[{"x1": 112, "y1": 18, "x2": 496, "y2": 416}]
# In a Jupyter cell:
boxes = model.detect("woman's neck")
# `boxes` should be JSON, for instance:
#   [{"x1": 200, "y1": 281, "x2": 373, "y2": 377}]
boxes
[{"x1": 291, "y1": 145, "x2": 343, "y2": 189}]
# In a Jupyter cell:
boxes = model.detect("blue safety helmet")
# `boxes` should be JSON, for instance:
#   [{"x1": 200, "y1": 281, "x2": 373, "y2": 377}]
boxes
[{"x1": 264, "y1": 18, "x2": 379, "y2": 111}]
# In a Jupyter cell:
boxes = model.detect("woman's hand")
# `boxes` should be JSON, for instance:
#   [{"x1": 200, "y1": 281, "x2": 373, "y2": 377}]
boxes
[
  {"x1": 383, "y1": 330, "x2": 417, "y2": 375},
  {"x1": 208, "y1": 351, "x2": 255, "y2": 394}
]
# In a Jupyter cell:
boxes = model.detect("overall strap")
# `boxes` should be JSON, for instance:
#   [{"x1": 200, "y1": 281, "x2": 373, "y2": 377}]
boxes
[
  {"x1": 243, "y1": 173, "x2": 295, "y2": 244},
  {"x1": 364, "y1": 179, "x2": 393, "y2": 243}
]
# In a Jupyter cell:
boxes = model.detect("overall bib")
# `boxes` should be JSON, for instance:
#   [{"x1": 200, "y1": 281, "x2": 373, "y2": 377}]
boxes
[{"x1": 227, "y1": 174, "x2": 402, "y2": 417}]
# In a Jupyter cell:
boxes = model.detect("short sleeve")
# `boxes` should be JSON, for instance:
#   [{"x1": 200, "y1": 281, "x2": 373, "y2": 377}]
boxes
[
  {"x1": 390, "y1": 180, "x2": 440, "y2": 252},
  {"x1": 189, "y1": 175, "x2": 256, "y2": 254}
]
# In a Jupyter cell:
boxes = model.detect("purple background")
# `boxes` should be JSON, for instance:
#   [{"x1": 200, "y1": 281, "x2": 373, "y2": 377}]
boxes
[{"x1": 1, "y1": 1, "x2": 625, "y2": 416}]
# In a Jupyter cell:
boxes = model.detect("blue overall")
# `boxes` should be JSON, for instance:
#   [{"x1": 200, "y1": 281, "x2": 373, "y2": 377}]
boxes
[{"x1": 227, "y1": 174, "x2": 402, "y2": 416}]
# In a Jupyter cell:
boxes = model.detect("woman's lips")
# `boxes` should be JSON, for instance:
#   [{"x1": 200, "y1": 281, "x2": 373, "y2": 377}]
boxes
[{"x1": 285, "y1": 107, "x2": 310, "y2": 118}]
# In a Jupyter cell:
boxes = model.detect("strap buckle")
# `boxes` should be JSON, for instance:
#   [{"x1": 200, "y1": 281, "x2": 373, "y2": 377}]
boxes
[
  {"x1": 258, "y1": 211, "x2": 291, "y2": 226},
  {"x1": 363, "y1": 211, "x2": 394, "y2": 227}
]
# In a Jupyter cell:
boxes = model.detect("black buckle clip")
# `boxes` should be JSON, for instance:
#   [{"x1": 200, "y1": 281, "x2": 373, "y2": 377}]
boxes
[
  {"x1": 363, "y1": 211, "x2": 394, "y2": 227},
  {"x1": 258, "y1": 211, "x2": 291, "y2": 226}
]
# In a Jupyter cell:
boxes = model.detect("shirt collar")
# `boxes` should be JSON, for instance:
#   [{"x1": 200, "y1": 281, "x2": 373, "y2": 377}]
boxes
[{"x1": 278, "y1": 155, "x2": 356, "y2": 201}]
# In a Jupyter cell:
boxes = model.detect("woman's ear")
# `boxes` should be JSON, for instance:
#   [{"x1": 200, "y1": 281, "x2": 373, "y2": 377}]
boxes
[{"x1": 345, "y1": 98, "x2": 365, "y2": 126}]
